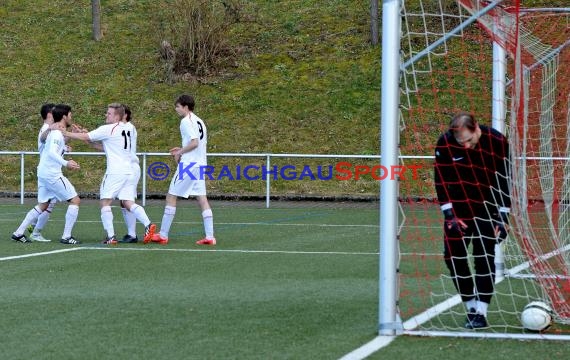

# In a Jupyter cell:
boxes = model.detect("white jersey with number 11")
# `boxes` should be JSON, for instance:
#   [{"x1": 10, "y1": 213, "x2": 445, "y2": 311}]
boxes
[{"x1": 88, "y1": 122, "x2": 133, "y2": 175}]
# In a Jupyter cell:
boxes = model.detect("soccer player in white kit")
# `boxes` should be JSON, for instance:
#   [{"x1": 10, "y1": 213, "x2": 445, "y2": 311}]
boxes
[
  {"x1": 63, "y1": 103, "x2": 156, "y2": 244},
  {"x1": 150, "y1": 94, "x2": 215, "y2": 245},
  {"x1": 12, "y1": 104, "x2": 82, "y2": 244},
  {"x1": 118, "y1": 105, "x2": 142, "y2": 243},
  {"x1": 26, "y1": 103, "x2": 57, "y2": 242}
]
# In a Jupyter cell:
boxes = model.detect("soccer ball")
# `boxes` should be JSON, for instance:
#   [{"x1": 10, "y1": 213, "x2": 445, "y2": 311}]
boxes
[{"x1": 520, "y1": 301, "x2": 553, "y2": 332}]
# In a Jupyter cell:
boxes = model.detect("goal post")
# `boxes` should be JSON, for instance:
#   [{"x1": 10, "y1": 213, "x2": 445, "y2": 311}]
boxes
[
  {"x1": 380, "y1": 0, "x2": 570, "y2": 339},
  {"x1": 379, "y1": 0, "x2": 402, "y2": 336}
]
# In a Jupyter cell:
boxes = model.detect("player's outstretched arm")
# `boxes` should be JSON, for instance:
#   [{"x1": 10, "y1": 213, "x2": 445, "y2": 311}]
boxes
[
  {"x1": 70, "y1": 124, "x2": 89, "y2": 133},
  {"x1": 62, "y1": 129, "x2": 90, "y2": 142},
  {"x1": 68, "y1": 124, "x2": 102, "y2": 150}
]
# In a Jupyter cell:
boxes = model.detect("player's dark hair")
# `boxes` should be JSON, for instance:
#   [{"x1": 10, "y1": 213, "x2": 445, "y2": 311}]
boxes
[
  {"x1": 40, "y1": 103, "x2": 56, "y2": 120},
  {"x1": 450, "y1": 112, "x2": 477, "y2": 134},
  {"x1": 175, "y1": 94, "x2": 195, "y2": 111},
  {"x1": 52, "y1": 104, "x2": 72, "y2": 123},
  {"x1": 124, "y1": 105, "x2": 132, "y2": 122}
]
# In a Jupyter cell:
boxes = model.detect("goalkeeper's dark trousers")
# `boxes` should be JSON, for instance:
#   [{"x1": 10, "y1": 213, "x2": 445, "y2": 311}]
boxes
[{"x1": 443, "y1": 218, "x2": 498, "y2": 304}]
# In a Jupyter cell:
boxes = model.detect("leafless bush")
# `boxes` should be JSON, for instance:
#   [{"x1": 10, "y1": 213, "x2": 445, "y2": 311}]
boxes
[{"x1": 158, "y1": 0, "x2": 242, "y2": 82}]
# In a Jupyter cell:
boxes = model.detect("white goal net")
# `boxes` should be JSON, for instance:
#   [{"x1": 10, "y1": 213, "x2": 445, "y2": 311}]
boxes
[{"x1": 394, "y1": 0, "x2": 570, "y2": 338}]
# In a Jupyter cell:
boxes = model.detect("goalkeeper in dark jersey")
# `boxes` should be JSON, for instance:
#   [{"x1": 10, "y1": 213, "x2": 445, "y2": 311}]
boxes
[{"x1": 434, "y1": 112, "x2": 511, "y2": 329}]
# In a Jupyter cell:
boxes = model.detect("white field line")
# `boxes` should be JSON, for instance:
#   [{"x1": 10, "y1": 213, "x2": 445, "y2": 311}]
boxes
[
  {"x1": 0, "y1": 245, "x2": 381, "y2": 259},
  {"x1": 85, "y1": 247, "x2": 438, "y2": 258},
  {"x1": 402, "y1": 330, "x2": 570, "y2": 341},
  {"x1": 0, "y1": 246, "x2": 439, "y2": 257},
  {"x1": 0, "y1": 217, "x2": 444, "y2": 230},
  {"x1": 81, "y1": 246, "x2": 380, "y2": 256},
  {"x1": 0, "y1": 247, "x2": 82, "y2": 261},
  {"x1": 338, "y1": 336, "x2": 396, "y2": 360},
  {"x1": 0, "y1": 217, "x2": 382, "y2": 227}
]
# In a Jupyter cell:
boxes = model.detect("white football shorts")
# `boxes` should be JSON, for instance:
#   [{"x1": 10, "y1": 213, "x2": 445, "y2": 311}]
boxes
[
  {"x1": 100, "y1": 174, "x2": 133, "y2": 201},
  {"x1": 168, "y1": 166, "x2": 207, "y2": 198},
  {"x1": 38, "y1": 176, "x2": 78, "y2": 203},
  {"x1": 124, "y1": 163, "x2": 141, "y2": 200}
]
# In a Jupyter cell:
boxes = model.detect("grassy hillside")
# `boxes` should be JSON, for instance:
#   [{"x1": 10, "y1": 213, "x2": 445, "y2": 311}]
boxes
[
  {"x1": 0, "y1": 0, "x2": 381, "y2": 195},
  {"x1": 1, "y1": 0, "x2": 380, "y2": 149},
  {"x1": 0, "y1": 1, "x2": 561, "y2": 197}
]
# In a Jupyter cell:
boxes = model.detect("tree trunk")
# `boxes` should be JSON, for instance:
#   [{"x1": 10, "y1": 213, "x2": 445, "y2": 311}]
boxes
[
  {"x1": 370, "y1": 0, "x2": 379, "y2": 45},
  {"x1": 92, "y1": 0, "x2": 102, "y2": 41}
]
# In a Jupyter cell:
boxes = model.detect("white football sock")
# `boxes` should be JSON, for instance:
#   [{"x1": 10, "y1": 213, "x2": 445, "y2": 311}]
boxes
[
  {"x1": 15, "y1": 206, "x2": 43, "y2": 235},
  {"x1": 122, "y1": 207, "x2": 137, "y2": 237},
  {"x1": 159, "y1": 205, "x2": 176, "y2": 238},
  {"x1": 202, "y1": 208, "x2": 214, "y2": 239},
  {"x1": 62, "y1": 204, "x2": 79, "y2": 239},
  {"x1": 465, "y1": 299, "x2": 477, "y2": 312},
  {"x1": 476, "y1": 301, "x2": 489, "y2": 317},
  {"x1": 101, "y1": 206, "x2": 114, "y2": 238},
  {"x1": 33, "y1": 201, "x2": 56, "y2": 235},
  {"x1": 129, "y1": 204, "x2": 151, "y2": 227}
]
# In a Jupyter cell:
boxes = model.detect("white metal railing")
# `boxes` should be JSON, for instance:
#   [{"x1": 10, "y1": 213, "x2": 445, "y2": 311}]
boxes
[
  {"x1": 2, "y1": 151, "x2": 567, "y2": 207},
  {"x1": 2, "y1": 151, "x2": 434, "y2": 207}
]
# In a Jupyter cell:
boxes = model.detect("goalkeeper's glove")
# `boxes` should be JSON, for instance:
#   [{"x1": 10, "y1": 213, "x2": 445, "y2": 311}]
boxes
[
  {"x1": 499, "y1": 210, "x2": 510, "y2": 225},
  {"x1": 443, "y1": 208, "x2": 462, "y2": 233},
  {"x1": 494, "y1": 209, "x2": 510, "y2": 242}
]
